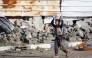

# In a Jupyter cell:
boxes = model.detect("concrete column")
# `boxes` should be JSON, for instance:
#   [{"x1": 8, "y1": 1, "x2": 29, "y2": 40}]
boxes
[{"x1": 33, "y1": 16, "x2": 44, "y2": 30}]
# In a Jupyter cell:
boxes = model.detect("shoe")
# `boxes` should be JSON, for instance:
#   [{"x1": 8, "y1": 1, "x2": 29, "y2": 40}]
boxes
[
  {"x1": 66, "y1": 53, "x2": 68, "y2": 57},
  {"x1": 66, "y1": 51, "x2": 70, "y2": 57},
  {"x1": 53, "y1": 56, "x2": 59, "y2": 58}
]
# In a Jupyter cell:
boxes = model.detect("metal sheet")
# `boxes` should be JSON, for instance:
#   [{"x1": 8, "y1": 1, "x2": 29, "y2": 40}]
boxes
[
  {"x1": 0, "y1": 17, "x2": 14, "y2": 33},
  {"x1": 62, "y1": 2, "x2": 92, "y2": 7},
  {"x1": 0, "y1": 0, "x2": 60, "y2": 16},
  {"x1": 61, "y1": 12, "x2": 92, "y2": 17},
  {"x1": 63, "y1": 0, "x2": 92, "y2": 2},
  {"x1": 62, "y1": 0, "x2": 92, "y2": 17},
  {"x1": 61, "y1": 7, "x2": 92, "y2": 12}
]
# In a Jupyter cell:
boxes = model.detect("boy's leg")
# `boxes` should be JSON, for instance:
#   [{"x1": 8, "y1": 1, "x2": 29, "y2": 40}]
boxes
[
  {"x1": 54, "y1": 39, "x2": 59, "y2": 56},
  {"x1": 60, "y1": 39, "x2": 68, "y2": 57}
]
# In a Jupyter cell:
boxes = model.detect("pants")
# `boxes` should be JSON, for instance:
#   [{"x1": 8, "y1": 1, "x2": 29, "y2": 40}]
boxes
[{"x1": 54, "y1": 37, "x2": 68, "y2": 56}]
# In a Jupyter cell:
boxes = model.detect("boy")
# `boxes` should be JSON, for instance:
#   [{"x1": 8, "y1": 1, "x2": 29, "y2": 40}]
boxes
[{"x1": 51, "y1": 14, "x2": 68, "y2": 58}]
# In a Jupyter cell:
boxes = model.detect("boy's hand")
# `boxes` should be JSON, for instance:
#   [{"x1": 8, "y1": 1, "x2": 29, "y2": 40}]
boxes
[{"x1": 60, "y1": 16, "x2": 63, "y2": 20}]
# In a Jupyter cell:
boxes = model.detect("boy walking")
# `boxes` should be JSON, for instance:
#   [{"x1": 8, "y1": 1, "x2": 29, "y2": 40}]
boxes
[{"x1": 51, "y1": 13, "x2": 68, "y2": 58}]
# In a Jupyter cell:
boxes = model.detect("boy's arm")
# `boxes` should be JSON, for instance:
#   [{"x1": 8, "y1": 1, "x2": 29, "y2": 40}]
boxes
[
  {"x1": 51, "y1": 19, "x2": 55, "y2": 27},
  {"x1": 60, "y1": 20, "x2": 64, "y2": 28}
]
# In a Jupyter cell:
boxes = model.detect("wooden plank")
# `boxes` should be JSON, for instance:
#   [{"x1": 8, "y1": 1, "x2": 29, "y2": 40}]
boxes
[
  {"x1": 61, "y1": 12, "x2": 92, "y2": 17},
  {"x1": 62, "y1": 2, "x2": 92, "y2": 7},
  {"x1": 61, "y1": 7, "x2": 92, "y2": 11}
]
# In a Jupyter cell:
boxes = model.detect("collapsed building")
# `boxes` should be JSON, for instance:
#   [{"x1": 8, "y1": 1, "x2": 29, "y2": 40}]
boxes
[
  {"x1": 0, "y1": 17, "x2": 92, "y2": 44},
  {"x1": 0, "y1": 0, "x2": 92, "y2": 44}
]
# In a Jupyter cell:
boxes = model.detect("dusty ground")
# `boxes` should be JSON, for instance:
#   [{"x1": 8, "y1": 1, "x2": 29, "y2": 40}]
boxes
[{"x1": 0, "y1": 48, "x2": 92, "y2": 58}]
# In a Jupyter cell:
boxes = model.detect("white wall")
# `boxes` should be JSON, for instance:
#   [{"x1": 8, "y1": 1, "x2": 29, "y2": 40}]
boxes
[{"x1": 61, "y1": 0, "x2": 92, "y2": 17}]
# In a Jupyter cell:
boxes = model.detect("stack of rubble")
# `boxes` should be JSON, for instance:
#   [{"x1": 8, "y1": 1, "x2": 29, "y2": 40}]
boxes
[
  {"x1": 1, "y1": 18, "x2": 92, "y2": 44},
  {"x1": 3, "y1": 19, "x2": 54, "y2": 44},
  {"x1": 64, "y1": 18, "x2": 92, "y2": 42}
]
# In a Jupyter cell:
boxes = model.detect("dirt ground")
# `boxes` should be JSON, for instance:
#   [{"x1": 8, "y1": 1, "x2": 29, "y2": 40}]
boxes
[{"x1": 0, "y1": 48, "x2": 92, "y2": 58}]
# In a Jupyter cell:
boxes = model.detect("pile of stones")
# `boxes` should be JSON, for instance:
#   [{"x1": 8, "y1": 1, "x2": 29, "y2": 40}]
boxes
[
  {"x1": 64, "y1": 18, "x2": 92, "y2": 42},
  {"x1": 0, "y1": 19, "x2": 54, "y2": 44},
  {"x1": 0, "y1": 18, "x2": 92, "y2": 44}
]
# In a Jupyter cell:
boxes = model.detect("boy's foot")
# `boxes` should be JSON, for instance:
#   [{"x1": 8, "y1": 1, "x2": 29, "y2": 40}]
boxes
[
  {"x1": 66, "y1": 51, "x2": 70, "y2": 57},
  {"x1": 53, "y1": 56, "x2": 59, "y2": 58},
  {"x1": 66, "y1": 53, "x2": 68, "y2": 57}
]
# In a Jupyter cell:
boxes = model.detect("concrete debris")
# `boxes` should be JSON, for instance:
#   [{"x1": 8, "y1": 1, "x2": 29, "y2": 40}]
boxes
[{"x1": 0, "y1": 18, "x2": 92, "y2": 44}]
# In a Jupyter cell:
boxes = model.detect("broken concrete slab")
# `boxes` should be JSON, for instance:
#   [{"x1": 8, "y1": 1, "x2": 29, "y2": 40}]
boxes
[
  {"x1": 69, "y1": 37, "x2": 77, "y2": 42},
  {"x1": 15, "y1": 20, "x2": 21, "y2": 26},
  {"x1": 81, "y1": 21, "x2": 90, "y2": 31}
]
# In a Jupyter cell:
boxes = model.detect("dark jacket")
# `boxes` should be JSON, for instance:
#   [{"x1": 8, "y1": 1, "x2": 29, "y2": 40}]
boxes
[
  {"x1": 51, "y1": 19, "x2": 64, "y2": 37},
  {"x1": 51, "y1": 19, "x2": 63, "y2": 30}
]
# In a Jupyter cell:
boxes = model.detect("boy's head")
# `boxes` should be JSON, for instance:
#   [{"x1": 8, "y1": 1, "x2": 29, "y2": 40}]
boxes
[
  {"x1": 55, "y1": 19, "x2": 60, "y2": 25},
  {"x1": 53, "y1": 13, "x2": 61, "y2": 25}
]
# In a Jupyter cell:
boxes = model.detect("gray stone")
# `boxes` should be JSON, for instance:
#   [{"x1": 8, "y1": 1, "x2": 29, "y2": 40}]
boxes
[
  {"x1": 76, "y1": 37, "x2": 82, "y2": 41},
  {"x1": 32, "y1": 32, "x2": 37, "y2": 38},
  {"x1": 64, "y1": 20, "x2": 68, "y2": 25},
  {"x1": 89, "y1": 27, "x2": 92, "y2": 32},
  {"x1": 81, "y1": 21, "x2": 90, "y2": 31},
  {"x1": 42, "y1": 36, "x2": 46, "y2": 39},
  {"x1": 68, "y1": 21, "x2": 73, "y2": 26},
  {"x1": 19, "y1": 19, "x2": 23, "y2": 22},
  {"x1": 69, "y1": 37, "x2": 77, "y2": 42},
  {"x1": 44, "y1": 38, "x2": 53, "y2": 44},
  {"x1": 47, "y1": 33, "x2": 54, "y2": 38},
  {"x1": 26, "y1": 31, "x2": 32, "y2": 39},
  {"x1": 77, "y1": 30, "x2": 84, "y2": 37},
  {"x1": 15, "y1": 19, "x2": 21, "y2": 26},
  {"x1": 3, "y1": 37, "x2": 8, "y2": 42},
  {"x1": 38, "y1": 37, "x2": 42, "y2": 39},
  {"x1": 76, "y1": 21, "x2": 82, "y2": 29},
  {"x1": 31, "y1": 38, "x2": 38, "y2": 44},
  {"x1": 84, "y1": 18, "x2": 92, "y2": 22},
  {"x1": 28, "y1": 26, "x2": 34, "y2": 32},
  {"x1": 38, "y1": 32, "x2": 42, "y2": 37},
  {"x1": 21, "y1": 21, "x2": 29, "y2": 27}
]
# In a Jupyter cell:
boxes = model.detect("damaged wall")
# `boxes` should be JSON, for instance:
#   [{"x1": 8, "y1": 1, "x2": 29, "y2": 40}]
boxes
[
  {"x1": 1, "y1": 18, "x2": 92, "y2": 44},
  {"x1": 0, "y1": 0, "x2": 60, "y2": 16}
]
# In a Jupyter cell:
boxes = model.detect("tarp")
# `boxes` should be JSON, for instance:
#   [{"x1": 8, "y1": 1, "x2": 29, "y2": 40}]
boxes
[{"x1": 0, "y1": 16, "x2": 14, "y2": 33}]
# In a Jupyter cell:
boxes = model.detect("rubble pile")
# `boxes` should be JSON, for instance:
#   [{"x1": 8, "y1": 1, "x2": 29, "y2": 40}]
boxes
[
  {"x1": 0, "y1": 19, "x2": 54, "y2": 44},
  {"x1": 64, "y1": 18, "x2": 92, "y2": 42},
  {"x1": 0, "y1": 18, "x2": 92, "y2": 44}
]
